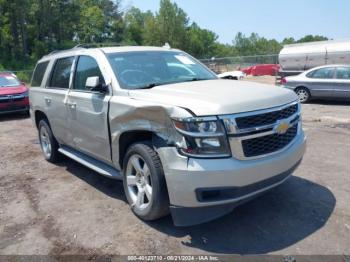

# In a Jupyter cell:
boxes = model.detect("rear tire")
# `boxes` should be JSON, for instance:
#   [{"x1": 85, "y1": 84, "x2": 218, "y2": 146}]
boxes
[
  {"x1": 38, "y1": 119, "x2": 60, "y2": 163},
  {"x1": 123, "y1": 142, "x2": 169, "y2": 221},
  {"x1": 295, "y1": 87, "x2": 311, "y2": 103}
]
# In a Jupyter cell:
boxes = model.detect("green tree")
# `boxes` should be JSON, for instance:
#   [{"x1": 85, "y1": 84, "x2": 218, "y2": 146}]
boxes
[
  {"x1": 154, "y1": 0, "x2": 188, "y2": 49},
  {"x1": 297, "y1": 35, "x2": 328, "y2": 43},
  {"x1": 0, "y1": 0, "x2": 331, "y2": 71},
  {"x1": 123, "y1": 7, "x2": 153, "y2": 45},
  {"x1": 186, "y1": 23, "x2": 218, "y2": 58}
]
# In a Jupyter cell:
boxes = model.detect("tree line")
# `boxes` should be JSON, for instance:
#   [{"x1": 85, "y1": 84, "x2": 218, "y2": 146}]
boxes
[{"x1": 0, "y1": 0, "x2": 328, "y2": 72}]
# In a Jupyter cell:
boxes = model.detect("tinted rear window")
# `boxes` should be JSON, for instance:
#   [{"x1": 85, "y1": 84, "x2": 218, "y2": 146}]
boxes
[
  {"x1": 49, "y1": 57, "x2": 74, "y2": 89},
  {"x1": 31, "y1": 61, "x2": 49, "y2": 87}
]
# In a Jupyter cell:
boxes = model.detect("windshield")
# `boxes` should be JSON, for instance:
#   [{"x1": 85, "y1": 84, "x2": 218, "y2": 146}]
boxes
[
  {"x1": 107, "y1": 51, "x2": 217, "y2": 89},
  {"x1": 0, "y1": 75, "x2": 21, "y2": 87}
]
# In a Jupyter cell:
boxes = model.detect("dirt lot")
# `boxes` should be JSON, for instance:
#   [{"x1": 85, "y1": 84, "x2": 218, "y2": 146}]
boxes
[{"x1": 1, "y1": 101, "x2": 350, "y2": 255}]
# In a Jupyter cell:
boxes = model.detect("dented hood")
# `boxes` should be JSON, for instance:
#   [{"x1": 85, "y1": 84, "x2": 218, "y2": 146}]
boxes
[{"x1": 128, "y1": 79, "x2": 297, "y2": 116}]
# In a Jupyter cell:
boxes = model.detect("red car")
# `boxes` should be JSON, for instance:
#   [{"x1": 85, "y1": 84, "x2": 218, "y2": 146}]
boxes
[
  {"x1": 0, "y1": 73, "x2": 29, "y2": 115},
  {"x1": 242, "y1": 64, "x2": 280, "y2": 76}
]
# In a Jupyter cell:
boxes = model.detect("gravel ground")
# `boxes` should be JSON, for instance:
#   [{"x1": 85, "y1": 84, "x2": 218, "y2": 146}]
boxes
[{"x1": 0, "y1": 101, "x2": 350, "y2": 255}]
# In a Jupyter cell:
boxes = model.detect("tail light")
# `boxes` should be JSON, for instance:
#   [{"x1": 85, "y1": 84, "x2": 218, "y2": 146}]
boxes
[{"x1": 280, "y1": 77, "x2": 287, "y2": 85}]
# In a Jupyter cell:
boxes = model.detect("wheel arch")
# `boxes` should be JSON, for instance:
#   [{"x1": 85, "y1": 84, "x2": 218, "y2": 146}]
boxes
[
  {"x1": 34, "y1": 110, "x2": 50, "y2": 129},
  {"x1": 295, "y1": 85, "x2": 309, "y2": 91},
  {"x1": 118, "y1": 130, "x2": 168, "y2": 169}
]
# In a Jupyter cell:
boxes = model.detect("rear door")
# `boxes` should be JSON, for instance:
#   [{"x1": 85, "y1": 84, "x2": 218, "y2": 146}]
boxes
[
  {"x1": 66, "y1": 55, "x2": 112, "y2": 163},
  {"x1": 44, "y1": 56, "x2": 75, "y2": 145},
  {"x1": 334, "y1": 66, "x2": 350, "y2": 98},
  {"x1": 305, "y1": 67, "x2": 336, "y2": 97}
]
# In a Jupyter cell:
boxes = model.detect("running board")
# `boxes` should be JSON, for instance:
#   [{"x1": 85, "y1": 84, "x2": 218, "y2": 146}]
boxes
[{"x1": 58, "y1": 146, "x2": 122, "y2": 180}]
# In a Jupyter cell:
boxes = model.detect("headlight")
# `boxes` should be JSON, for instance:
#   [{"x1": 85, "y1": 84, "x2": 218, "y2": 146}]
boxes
[{"x1": 172, "y1": 117, "x2": 231, "y2": 158}]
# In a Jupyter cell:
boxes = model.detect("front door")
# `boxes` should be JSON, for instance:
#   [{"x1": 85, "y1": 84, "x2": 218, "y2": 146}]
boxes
[
  {"x1": 306, "y1": 67, "x2": 335, "y2": 98},
  {"x1": 66, "y1": 55, "x2": 112, "y2": 163}
]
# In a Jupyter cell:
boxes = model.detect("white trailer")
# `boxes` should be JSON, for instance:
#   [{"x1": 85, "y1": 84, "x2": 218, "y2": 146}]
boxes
[{"x1": 279, "y1": 39, "x2": 350, "y2": 76}]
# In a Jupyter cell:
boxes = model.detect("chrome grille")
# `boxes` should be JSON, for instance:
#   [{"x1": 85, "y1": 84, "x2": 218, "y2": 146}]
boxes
[
  {"x1": 0, "y1": 94, "x2": 25, "y2": 103},
  {"x1": 235, "y1": 103, "x2": 298, "y2": 129},
  {"x1": 242, "y1": 124, "x2": 298, "y2": 157},
  {"x1": 220, "y1": 101, "x2": 301, "y2": 160}
]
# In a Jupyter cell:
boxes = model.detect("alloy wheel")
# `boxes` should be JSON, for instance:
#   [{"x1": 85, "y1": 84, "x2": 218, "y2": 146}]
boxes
[
  {"x1": 126, "y1": 155, "x2": 153, "y2": 210},
  {"x1": 296, "y1": 89, "x2": 309, "y2": 103},
  {"x1": 40, "y1": 126, "x2": 52, "y2": 158}
]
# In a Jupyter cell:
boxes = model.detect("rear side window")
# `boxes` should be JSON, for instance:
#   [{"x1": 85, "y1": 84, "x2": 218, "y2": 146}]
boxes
[
  {"x1": 73, "y1": 56, "x2": 104, "y2": 91},
  {"x1": 49, "y1": 57, "x2": 74, "y2": 89},
  {"x1": 307, "y1": 67, "x2": 335, "y2": 79},
  {"x1": 336, "y1": 67, "x2": 350, "y2": 80},
  {"x1": 31, "y1": 61, "x2": 49, "y2": 87}
]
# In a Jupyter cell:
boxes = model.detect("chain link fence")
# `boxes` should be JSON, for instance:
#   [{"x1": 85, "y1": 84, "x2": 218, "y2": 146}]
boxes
[{"x1": 200, "y1": 54, "x2": 279, "y2": 73}]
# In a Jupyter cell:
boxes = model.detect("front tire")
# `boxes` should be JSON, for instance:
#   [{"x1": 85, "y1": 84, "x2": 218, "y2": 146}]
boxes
[
  {"x1": 295, "y1": 87, "x2": 311, "y2": 103},
  {"x1": 123, "y1": 142, "x2": 169, "y2": 221},
  {"x1": 38, "y1": 119, "x2": 60, "y2": 163}
]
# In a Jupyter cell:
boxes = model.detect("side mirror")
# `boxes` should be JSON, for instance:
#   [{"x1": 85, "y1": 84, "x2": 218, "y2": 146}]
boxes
[{"x1": 85, "y1": 76, "x2": 107, "y2": 93}]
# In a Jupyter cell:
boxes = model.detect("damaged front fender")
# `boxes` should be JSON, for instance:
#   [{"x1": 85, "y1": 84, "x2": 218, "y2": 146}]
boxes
[{"x1": 108, "y1": 95, "x2": 193, "y2": 170}]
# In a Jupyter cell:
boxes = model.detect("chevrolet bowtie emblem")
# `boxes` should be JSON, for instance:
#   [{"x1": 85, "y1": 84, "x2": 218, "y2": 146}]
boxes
[{"x1": 275, "y1": 121, "x2": 290, "y2": 135}]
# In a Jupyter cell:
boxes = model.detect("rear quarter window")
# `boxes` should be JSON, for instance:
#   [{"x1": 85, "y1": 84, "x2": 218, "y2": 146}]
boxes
[{"x1": 31, "y1": 61, "x2": 49, "y2": 87}]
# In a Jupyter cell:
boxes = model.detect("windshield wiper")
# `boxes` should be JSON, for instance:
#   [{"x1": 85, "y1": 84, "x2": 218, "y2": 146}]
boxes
[
  {"x1": 135, "y1": 83, "x2": 160, "y2": 89},
  {"x1": 134, "y1": 78, "x2": 212, "y2": 89},
  {"x1": 183, "y1": 77, "x2": 212, "y2": 82}
]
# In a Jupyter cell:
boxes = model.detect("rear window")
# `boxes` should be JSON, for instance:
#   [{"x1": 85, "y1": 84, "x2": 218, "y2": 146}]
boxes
[
  {"x1": 49, "y1": 57, "x2": 74, "y2": 89},
  {"x1": 31, "y1": 61, "x2": 49, "y2": 87}
]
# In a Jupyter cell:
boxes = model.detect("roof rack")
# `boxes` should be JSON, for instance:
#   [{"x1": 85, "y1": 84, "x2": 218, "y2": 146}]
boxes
[
  {"x1": 73, "y1": 42, "x2": 126, "y2": 49},
  {"x1": 45, "y1": 42, "x2": 126, "y2": 57}
]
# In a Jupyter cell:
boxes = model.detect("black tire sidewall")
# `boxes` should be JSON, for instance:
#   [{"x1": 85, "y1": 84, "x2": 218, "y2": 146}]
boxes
[{"x1": 123, "y1": 142, "x2": 169, "y2": 221}]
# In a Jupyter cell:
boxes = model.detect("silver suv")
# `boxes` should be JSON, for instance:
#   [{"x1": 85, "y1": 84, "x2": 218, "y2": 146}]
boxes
[{"x1": 30, "y1": 45, "x2": 306, "y2": 226}]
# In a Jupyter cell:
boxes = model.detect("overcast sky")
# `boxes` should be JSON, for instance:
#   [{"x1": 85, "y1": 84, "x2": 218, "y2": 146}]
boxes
[{"x1": 124, "y1": 0, "x2": 350, "y2": 44}]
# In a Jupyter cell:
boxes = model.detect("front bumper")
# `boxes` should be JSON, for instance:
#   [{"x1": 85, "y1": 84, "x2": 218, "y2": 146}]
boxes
[
  {"x1": 157, "y1": 131, "x2": 306, "y2": 226},
  {"x1": 0, "y1": 97, "x2": 29, "y2": 115}
]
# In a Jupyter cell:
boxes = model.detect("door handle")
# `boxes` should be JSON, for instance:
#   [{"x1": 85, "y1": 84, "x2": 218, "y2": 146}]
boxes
[
  {"x1": 44, "y1": 97, "x2": 52, "y2": 104},
  {"x1": 64, "y1": 102, "x2": 76, "y2": 109}
]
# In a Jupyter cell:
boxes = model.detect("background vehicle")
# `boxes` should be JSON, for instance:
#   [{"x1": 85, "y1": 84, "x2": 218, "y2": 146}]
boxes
[
  {"x1": 282, "y1": 65, "x2": 350, "y2": 103},
  {"x1": 279, "y1": 39, "x2": 350, "y2": 77},
  {"x1": 218, "y1": 70, "x2": 245, "y2": 80},
  {"x1": 242, "y1": 64, "x2": 280, "y2": 76},
  {"x1": 0, "y1": 72, "x2": 29, "y2": 115},
  {"x1": 30, "y1": 45, "x2": 306, "y2": 226}
]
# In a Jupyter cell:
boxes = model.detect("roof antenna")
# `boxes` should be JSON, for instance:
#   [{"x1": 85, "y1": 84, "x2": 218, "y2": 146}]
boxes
[{"x1": 163, "y1": 42, "x2": 171, "y2": 49}]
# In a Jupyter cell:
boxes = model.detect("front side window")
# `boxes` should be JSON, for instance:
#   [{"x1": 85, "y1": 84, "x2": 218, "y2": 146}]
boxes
[
  {"x1": 31, "y1": 61, "x2": 49, "y2": 87},
  {"x1": 307, "y1": 67, "x2": 335, "y2": 79},
  {"x1": 49, "y1": 57, "x2": 74, "y2": 89},
  {"x1": 73, "y1": 56, "x2": 105, "y2": 91},
  {"x1": 107, "y1": 51, "x2": 217, "y2": 89},
  {"x1": 336, "y1": 67, "x2": 350, "y2": 80},
  {"x1": 0, "y1": 75, "x2": 20, "y2": 87}
]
